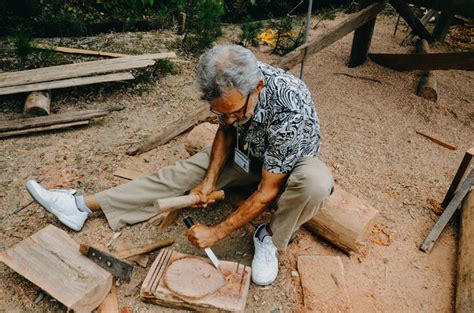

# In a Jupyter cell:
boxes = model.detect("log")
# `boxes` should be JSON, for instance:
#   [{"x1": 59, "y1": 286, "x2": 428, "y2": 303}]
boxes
[
  {"x1": 416, "y1": 39, "x2": 438, "y2": 102},
  {"x1": 304, "y1": 187, "x2": 379, "y2": 253},
  {"x1": 115, "y1": 238, "x2": 175, "y2": 259},
  {"x1": 1, "y1": 72, "x2": 135, "y2": 96},
  {"x1": 127, "y1": 105, "x2": 211, "y2": 156},
  {"x1": 23, "y1": 90, "x2": 51, "y2": 115},
  {"x1": 348, "y1": 0, "x2": 378, "y2": 68},
  {"x1": 0, "y1": 225, "x2": 112, "y2": 312},
  {"x1": 33, "y1": 43, "x2": 131, "y2": 58},
  {"x1": 274, "y1": 1, "x2": 387, "y2": 70},
  {"x1": 389, "y1": 0, "x2": 434, "y2": 42},
  {"x1": 456, "y1": 190, "x2": 474, "y2": 313},
  {"x1": 0, "y1": 52, "x2": 176, "y2": 89}
]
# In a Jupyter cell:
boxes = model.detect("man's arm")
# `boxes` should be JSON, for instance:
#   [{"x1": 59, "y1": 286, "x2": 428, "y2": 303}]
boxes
[
  {"x1": 189, "y1": 124, "x2": 234, "y2": 204},
  {"x1": 186, "y1": 170, "x2": 287, "y2": 248}
]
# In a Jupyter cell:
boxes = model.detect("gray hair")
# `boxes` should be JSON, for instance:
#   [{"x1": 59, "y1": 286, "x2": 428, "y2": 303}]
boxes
[{"x1": 197, "y1": 45, "x2": 263, "y2": 101}]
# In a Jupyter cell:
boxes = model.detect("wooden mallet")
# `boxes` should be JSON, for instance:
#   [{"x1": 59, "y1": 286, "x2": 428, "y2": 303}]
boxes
[{"x1": 152, "y1": 190, "x2": 225, "y2": 216}]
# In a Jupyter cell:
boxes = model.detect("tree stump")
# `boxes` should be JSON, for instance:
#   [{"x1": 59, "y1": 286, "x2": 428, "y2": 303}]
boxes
[{"x1": 24, "y1": 90, "x2": 51, "y2": 115}]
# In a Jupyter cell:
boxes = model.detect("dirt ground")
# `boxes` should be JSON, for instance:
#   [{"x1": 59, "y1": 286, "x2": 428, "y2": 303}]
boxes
[{"x1": 1, "y1": 9, "x2": 473, "y2": 313}]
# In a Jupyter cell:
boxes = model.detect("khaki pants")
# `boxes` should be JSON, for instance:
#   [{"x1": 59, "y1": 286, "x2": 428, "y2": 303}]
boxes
[{"x1": 95, "y1": 147, "x2": 333, "y2": 250}]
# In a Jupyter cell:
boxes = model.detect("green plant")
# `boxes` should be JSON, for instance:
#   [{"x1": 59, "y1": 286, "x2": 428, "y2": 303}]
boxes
[
  {"x1": 239, "y1": 17, "x2": 263, "y2": 47},
  {"x1": 8, "y1": 30, "x2": 34, "y2": 65},
  {"x1": 321, "y1": 6, "x2": 337, "y2": 20},
  {"x1": 157, "y1": 59, "x2": 175, "y2": 74},
  {"x1": 269, "y1": 16, "x2": 304, "y2": 55}
]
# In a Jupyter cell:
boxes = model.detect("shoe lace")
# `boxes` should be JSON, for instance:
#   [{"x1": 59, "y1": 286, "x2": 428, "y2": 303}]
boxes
[{"x1": 256, "y1": 238, "x2": 277, "y2": 263}]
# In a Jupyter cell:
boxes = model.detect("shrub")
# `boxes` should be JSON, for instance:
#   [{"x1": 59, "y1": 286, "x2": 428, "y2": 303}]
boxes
[{"x1": 239, "y1": 17, "x2": 263, "y2": 47}]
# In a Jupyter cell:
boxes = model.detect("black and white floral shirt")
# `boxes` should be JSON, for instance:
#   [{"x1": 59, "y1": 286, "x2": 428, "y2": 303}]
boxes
[{"x1": 223, "y1": 61, "x2": 321, "y2": 174}]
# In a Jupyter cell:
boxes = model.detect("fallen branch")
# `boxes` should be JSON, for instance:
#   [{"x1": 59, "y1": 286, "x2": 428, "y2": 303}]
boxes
[
  {"x1": 415, "y1": 130, "x2": 457, "y2": 150},
  {"x1": 333, "y1": 72, "x2": 383, "y2": 84}
]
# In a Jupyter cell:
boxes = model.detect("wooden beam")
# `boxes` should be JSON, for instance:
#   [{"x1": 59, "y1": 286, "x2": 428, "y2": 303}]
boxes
[
  {"x1": 24, "y1": 90, "x2": 51, "y2": 115},
  {"x1": 0, "y1": 120, "x2": 90, "y2": 138},
  {"x1": 402, "y1": 9, "x2": 437, "y2": 45},
  {"x1": 126, "y1": 105, "x2": 211, "y2": 156},
  {"x1": 389, "y1": 0, "x2": 434, "y2": 41},
  {"x1": 432, "y1": 10, "x2": 455, "y2": 43},
  {"x1": 369, "y1": 51, "x2": 474, "y2": 71},
  {"x1": 348, "y1": 0, "x2": 378, "y2": 67},
  {"x1": 0, "y1": 225, "x2": 112, "y2": 312},
  {"x1": 0, "y1": 52, "x2": 176, "y2": 89},
  {"x1": 0, "y1": 72, "x2": 135, "y2": 96},
  {"x1": 0, "y1": 108, "x2": 114, "y2": 132},
  {"x1": 442, "y1": 148, "x2": 474, "y2": 208},
  {"x1": 274, "y1": 1, "x2": 387, "y2": 70},
  {"x1": 456, "y1": 190, "x2": 474, "y2": 313},
  {"x1": 33, "y1": 43, "x2": 131, "y2": 58}
]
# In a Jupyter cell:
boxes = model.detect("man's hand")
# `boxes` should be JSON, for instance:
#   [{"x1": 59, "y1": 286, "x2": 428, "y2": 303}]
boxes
[
  {"x1": 189, "y1": 180, "x2": 216, "y2": 207},
  {"x1": 186, "y1": 224, "x2": 222, "y2": 249}
]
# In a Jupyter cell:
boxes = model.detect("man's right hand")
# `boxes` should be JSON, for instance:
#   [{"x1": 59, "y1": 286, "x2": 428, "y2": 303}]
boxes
[{"x1": 189, "y1": 180, "x2": 216, "y2": 207}]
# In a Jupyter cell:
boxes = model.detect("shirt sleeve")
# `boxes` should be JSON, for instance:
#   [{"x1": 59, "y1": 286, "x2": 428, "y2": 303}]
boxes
[{"x1": 263, "y1": 111, "x2": 304, "y2": 174}]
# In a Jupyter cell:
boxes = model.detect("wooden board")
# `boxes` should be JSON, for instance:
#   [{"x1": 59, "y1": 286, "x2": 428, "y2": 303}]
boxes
[
  {"x1": 140, "y1": 249, "x2": 250, "y2": 312},
  {"x1": 98, "y1": 284, "x2": 119, "y2": 313},
  {"x1": 298, "y1": 255, "x2": 352, "y2": 312},
  {"x1": 0, "y1": 120, "x2": 90, "y2": 138},
  {"x1": 0, "y1": 52, "x2": 176, "y2": 89},
  {"x1": 33, "y1": 43, "x2": 131, "y2": 58},
  {"x1": 274, "y1": 1, "x2": 386, "y2": 70},
  {"x1": 0, "y1": 108, "x2": 111, "y2": 132},
  {"x1": 369, "y1": 52, "x2": 474, "y2": 71},
  {"x1": 113, "y1": 167, "x2": 145, "y2": 180},
  {"x1": 389, "y1": 0, "x2": 433, "y2": 41},
  {"x1": 0, "y1": 72, "x2": 135, "y2": 96},
  {"x1": 0, "y1": 225, "x2": 112, "y2": 312},
  {"x1": 442, "y1": 148, "x2": 474, "y2": 208}
]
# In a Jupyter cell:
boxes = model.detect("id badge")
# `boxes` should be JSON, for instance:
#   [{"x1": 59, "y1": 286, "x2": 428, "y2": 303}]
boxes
[{"x1": 234, "y1": 148, "x2": 250, "y2": 173}]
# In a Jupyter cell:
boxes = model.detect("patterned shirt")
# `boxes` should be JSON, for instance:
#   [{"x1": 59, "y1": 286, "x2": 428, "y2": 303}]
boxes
[{"x1": 222, "y1": 61, "x2": 321, "y2": 174}]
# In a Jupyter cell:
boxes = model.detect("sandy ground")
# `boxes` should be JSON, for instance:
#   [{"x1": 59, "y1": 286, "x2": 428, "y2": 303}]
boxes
[{"x1": 1, "y1": 9, "x2": 473, "y2": 313}]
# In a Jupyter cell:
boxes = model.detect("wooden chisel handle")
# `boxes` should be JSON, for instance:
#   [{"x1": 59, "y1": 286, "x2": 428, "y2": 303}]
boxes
[{"x1": 153, "y1": 190, "x2": 225, "y2": 214}]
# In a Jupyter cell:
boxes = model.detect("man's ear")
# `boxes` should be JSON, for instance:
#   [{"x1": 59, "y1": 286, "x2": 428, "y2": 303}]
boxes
[{"x1": 255, "y1": 80, "x2": 264, "y2": 93}]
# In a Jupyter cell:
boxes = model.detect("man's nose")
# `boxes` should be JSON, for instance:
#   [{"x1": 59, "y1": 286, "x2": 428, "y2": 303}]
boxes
[{"x1": 224, "y1": 115, "x2": 237, "y2": 125}]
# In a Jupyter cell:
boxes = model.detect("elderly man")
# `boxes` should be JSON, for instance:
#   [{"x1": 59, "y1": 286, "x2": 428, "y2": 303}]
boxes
[{"x1": 26, "y1": 45, "x2": 333, "y2": 286}]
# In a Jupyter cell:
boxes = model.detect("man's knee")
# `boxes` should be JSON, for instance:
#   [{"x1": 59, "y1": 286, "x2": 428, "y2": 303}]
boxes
[{"x1": 291, "y1": 158, "x2": 334, "y2": 205}]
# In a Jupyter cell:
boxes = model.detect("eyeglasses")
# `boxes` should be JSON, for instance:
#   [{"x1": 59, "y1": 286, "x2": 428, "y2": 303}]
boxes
[{"x1": 210, "y1": 94, "x2": 250, "y2": 118}]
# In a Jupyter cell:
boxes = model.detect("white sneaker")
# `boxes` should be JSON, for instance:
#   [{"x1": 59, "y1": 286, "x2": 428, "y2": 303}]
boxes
[
  {"x1": 251, "y1": 224, "x2": 278, "y2": 286},
  {"x1": 25, "y1": 180, "x2": 88, "y2": 231}
]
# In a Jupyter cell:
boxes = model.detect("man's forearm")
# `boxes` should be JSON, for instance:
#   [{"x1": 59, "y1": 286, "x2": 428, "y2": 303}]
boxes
[{"x1": 203, "y1": 124, "x2": 234, "y2": 186}]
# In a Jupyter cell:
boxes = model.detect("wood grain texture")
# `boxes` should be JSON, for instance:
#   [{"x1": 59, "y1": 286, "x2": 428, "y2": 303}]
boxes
[
  {"x1": 0, "y1": 53, "x2": 175, "y2": 88},
  {"x1": 98, "y1": 284, "x2": 119, "y2": 313},
  {"x1": 298, "y1": 256, "x2": 352, "y2": 312},
  {"x1": 141, "y1": 249, "x2": 250, "y2": 312},
  {"x1": 23, "y1": 90, "x2": 51, "y2": 115},
  {"x1": 274, "y1": 1, "x2": 386, "y2": 70},
  {"x1": 0, "y1": 120, "x2": 90, "y2": 138},
  {"x1": 456, "y1": 191, "x2": 474, "y2": 313},
  {"x1": 304, "y1": 187, "x2": 379, "y2": 253},
  {"x1": 1, "y1": 72, "x2": 134, "y2": 96},
  {"x1": 0, "y1": 225, "x2": 112, "y2": 312},
  {"x1": 115, "y1": 238, "x2": 175, "y2": 259}
]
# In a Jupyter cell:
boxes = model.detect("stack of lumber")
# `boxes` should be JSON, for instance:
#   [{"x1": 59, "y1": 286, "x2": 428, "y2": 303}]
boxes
[{"x1": 0, "y1": 52, "x2": 176, "y2": 96}]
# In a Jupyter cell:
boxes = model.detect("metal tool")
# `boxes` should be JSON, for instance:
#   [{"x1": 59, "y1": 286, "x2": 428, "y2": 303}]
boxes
[
  {"x1": 79, "y1": 244, "x2": 134, "y2": 282},
  {"x1": 183, "y1": 216, "x2": 221, "y2": 269}
]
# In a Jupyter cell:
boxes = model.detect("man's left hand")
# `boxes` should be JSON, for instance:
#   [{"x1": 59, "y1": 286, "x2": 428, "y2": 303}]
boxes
[{"x1": 186, "y1": 224, "x2": 221, "y2": 249}]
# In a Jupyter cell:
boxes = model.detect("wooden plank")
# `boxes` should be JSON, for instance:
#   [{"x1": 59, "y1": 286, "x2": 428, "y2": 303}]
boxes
[
  {"x1": 348, "y1": 0, "x2": 378, "y2": 67},
  {"x1": 113, "y1": 168, "x2": 145, "y2": 180},
  {"x1": 0, "y1": 120, "x2": 90, "y2": 138},
  {"x1": 115, "y1": 238, "x2": 175, "y2": 259},
  {"x1": 0, "y1": 225, "x2": 112, "y2": 312},
  {"x1": 304, "y1": 187, "x2": 379, "y2": 253},
  {"x1": 402, "y1": 9, "x2": 437, "y2": 45},
  {"x1": 442, "y1": 148, "x2": 474, "y2": 208},
  {"x1": 0, "y1": 72, "x2": 135, "y2": 96},
  {"x1": 369, "y1": 52, "x2": 474, "y2": 71},
  {"x1": 415, "y1": 130, "x2": 457, "y2": 150},
  {"x1": 127, "y1": 105, "x2": 211, "y2": 156},
  {"x1": 421, "y1": 169, "x2": 474, "y2": 253},
  {"x1": 98, "y1": 284, "x2": 119, "y2": 313},
  {"x1": 0, "y1": 52, "x2": 176, "y2": 88},
  {"x1": 0, "y1": 108, "x2": 112, "y2": 132},
  {"x1": 456, "y1": 190, "x2": 474, "y2": 313},
  {"x1": 298, "y1": 256, "x2": 352, "y2": 312},
  {"x1": 140, "y1": 249, "x2": 251, "y2": 312},
  {"x1": 33, "y1": 43, "x2": 131, "y2": 58},
  {"x1": 274, "y1": 1, "x2": 386, "y2": 70},
  {"x1": 389, "y1": 0, "x2": 434, "y2": 41}
]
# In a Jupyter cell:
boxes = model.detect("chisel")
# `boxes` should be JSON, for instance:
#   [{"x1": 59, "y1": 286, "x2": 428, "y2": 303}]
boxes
[{"x1": 183, "y1": 216, "x2": 221, "y2": 269}]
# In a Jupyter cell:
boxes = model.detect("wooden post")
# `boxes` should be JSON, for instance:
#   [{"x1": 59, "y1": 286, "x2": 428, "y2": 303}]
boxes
[
  {"x1": 348, "y1": 0, "x2": 377, "y2": 68},
  {"x1": 456, "y1": 191, "x2": 474, "y2": 313},
  {"x1": 389, "y1": 0, "x2": 434, "y2": 42},
  {"x1": 432, "y1": 10, "x2": 455, "y2": 43},
  {"x1": 178, "y1": 12, "x2": 186, "y2": 35},
  {"x1": 416, "y1": 39, "x2": 438, "y2": 102},
  {"x1": 24, "y1": 90, "x2": 51, "y2": 115}
]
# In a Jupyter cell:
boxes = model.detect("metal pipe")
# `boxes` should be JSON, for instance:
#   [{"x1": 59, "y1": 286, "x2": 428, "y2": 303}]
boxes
[{"x1": 300, "y1": 0, "x2": 314, "y2": 80}]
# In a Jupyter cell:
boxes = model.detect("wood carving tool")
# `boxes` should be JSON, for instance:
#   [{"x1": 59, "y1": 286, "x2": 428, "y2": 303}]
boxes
[
  {"x1": 183, "y1": 216, "x2": 221, "y2": 269},
  {"x1": 80, "y1": 244, "x2": 134, "y2": 282},
  {"x1": 154, "y1": 190, "x2": 225, "y2": 214}
]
